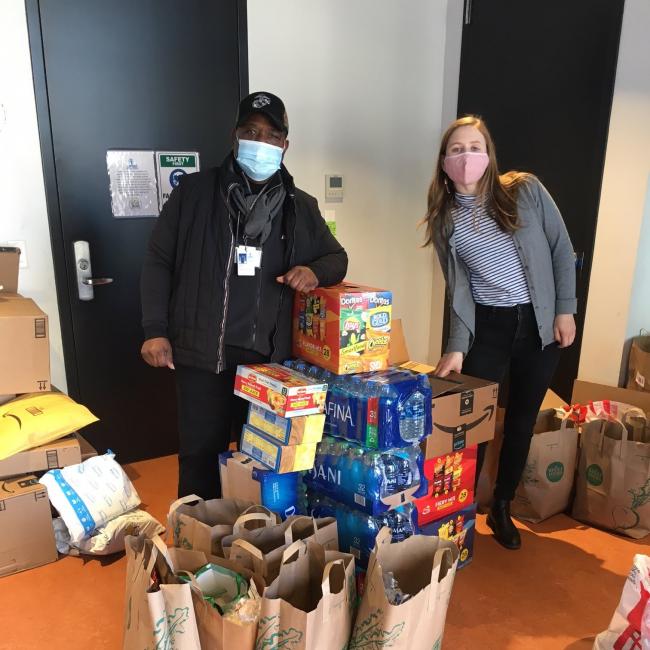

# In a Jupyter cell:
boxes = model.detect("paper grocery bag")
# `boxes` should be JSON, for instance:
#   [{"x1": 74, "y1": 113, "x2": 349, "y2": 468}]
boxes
[
  {"x1": 593, "y1": 554, "x2": 650, "y2": 649},
  {"x1": 573, "y1": 417, "x2": 650, "y2": 539},
  {"x1": 256, "y1": 540, "x2": 356, "y2": 650},
  {"x1": 627, "y1": 335, "x2": 650, "y2": 393},
  {"x1": 166, "y1": 547, "x2": 265, "y2": 650},
  {"x1": 349, "y1": 528, "x2": 459, "y2": 650},
  {"x1": 167, "y1": 495, "x2": 279, "y2": 556},
  {"x1": 511, "y1": 409, "x2": 578, "y2": 523},
  {"x1": 229, "y1": 516, "x2": 338, "y2": 584},
  {"x1": 123, "y1": 535, "x2": 201, "y2": 650}
]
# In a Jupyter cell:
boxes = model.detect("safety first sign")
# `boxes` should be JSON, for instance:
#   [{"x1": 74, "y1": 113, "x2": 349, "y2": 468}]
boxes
[{"x1": 156, "y1": 151, "x2": 200, "y2": 209}]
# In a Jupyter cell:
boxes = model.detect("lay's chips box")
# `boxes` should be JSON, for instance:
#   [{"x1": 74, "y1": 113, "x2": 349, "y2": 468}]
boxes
[
  {"x1": 234, "y1": 364, "x2": 328, "y2": 418},
  {"x1": 292, "y1": 283, "x2": 392, "y2": 375}
]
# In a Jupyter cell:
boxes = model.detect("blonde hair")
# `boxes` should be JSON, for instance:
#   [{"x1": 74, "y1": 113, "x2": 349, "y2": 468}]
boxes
[{"x1": 422, "y1": 115, "x2": 531, "y2": 247}]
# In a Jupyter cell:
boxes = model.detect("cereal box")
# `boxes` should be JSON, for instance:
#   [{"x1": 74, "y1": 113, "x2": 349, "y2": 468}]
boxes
[
  {"x1": 419, "y1": 503, "x2": 476, "y2": 570},
  {"x1": 246, "y1": 403, "x2": 325, "y2": 445},
  {"x1": 292, "y1": 283, "x2": 392, "y2": 375},
  {"x1": 414, "y1": 445, "x2": 477, "y2": 526},
  {"x1": 240, "y1": 424, "x2": 318, "y2": 473},
  {"x1": 234, "y1": 364, "x2": 328, "y2": 418}
]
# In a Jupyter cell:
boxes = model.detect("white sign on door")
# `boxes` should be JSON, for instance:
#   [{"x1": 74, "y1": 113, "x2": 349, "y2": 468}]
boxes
[
  {"x1": 156, "y1": 151, "x2": 200, "y2": 210},
  {"x1": 106, "y1": 150, "x2": 158, "y2": 218}
]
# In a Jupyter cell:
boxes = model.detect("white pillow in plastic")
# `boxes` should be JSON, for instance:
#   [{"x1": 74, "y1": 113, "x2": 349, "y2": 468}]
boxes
[
  {"x1": 41, "y1": 452, "x2": 140, "y2": 543},
  {"x1": 53, "y1": 509, "x2": 165, "y2": 555}
]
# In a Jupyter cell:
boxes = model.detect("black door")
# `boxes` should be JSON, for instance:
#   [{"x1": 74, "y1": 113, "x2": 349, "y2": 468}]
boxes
[
  {"x1": 27, "y1": 0, "x2": 247, "y2": 462},
  {"x1": 456, "y1": 0, "x2": 624, "y2": 400}
]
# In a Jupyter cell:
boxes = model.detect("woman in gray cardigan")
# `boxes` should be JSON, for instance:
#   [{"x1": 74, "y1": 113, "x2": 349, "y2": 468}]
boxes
[{"x1": 423, "y1": 115, "x2": 577, "y2": 550}]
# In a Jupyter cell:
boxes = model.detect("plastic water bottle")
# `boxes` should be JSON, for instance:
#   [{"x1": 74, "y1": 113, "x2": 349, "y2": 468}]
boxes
[
  {"x1": 348, "y1": 376, "x2": 366, "y2": 444},
  {"x1": 399, "y1": 382, "x2": 427, "y2": 442}
]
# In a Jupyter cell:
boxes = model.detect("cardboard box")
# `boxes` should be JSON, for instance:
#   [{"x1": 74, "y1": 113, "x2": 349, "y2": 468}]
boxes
[
  {"x1": 75, "y1": 432, "x2": 98, "y2": 461},
  {"x1": 246, "y1": 402, "x2": 325, "y2": 445},
  {"x1": 415, "y1": 445, "x2": 477, "y2": 526},
  {"x1": 0, "y1": 247, "x2": 20, "y2": 293},
  {"x1": 572, "y1": 380, "x2": 650, "y2": 413},
  {"x1": 0, "y1": 475, "x2": 58, "y2": 577},
  {"x1": 0, "y1": 434, "x2": 81, "y2": 480},
  {"x1": 240, "y1": 424, "x2": 317, "y2": 473},
  {"x1": 419, "y1": 502, "x2": 476, "y2": 570},
  {"x1": 234, "y1": 363, "x2": 327, "y2": 418},
  {"x1": 292, "y1": 282, "x2": 392, "y2": 374},
  {"x1": 0, "y1": 294, "x2": 50, "y2": 394},
  {"x1": 219, "y1": 450, "x2": 301, "y2": 519}
]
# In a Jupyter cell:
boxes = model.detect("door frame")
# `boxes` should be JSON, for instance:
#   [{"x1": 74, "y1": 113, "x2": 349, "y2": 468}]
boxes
[{"x1": 24, "y1": 0, "x2": 249, "y2": 399}]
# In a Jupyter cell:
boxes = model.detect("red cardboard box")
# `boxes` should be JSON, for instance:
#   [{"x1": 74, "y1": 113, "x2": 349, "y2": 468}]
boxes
[
  {"x1": 415, "y1": 445, "x2": 477, "y2": 526},
  {"x1": 234, "y1": 364, "x2": 327, "y2": 418},
  {"x1": 292, "y1": 282, "x2": 392, "y2": 375}
]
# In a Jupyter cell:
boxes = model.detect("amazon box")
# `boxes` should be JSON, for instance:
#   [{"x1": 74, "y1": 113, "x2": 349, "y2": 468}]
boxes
[
  {"x1": 0, "y1": 294, "x2": 50, "y2": 394},
  {"x1": 0, "y1": 434, "x2": 81, "y2": 480},
  {"x1": 0, "y1": 475, "x2": 58, "y2": 577}
]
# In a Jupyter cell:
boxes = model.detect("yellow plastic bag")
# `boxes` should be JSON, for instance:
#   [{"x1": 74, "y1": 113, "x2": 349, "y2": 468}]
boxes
[{"x1": 0, "y1": 392, "x2": 98, "y2": 460}]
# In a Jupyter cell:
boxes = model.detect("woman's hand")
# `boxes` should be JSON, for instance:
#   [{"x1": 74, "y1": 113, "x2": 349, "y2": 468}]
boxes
[
  {"x1": 554, "y1": 314, "x2": 576, "y2": 348},
  {"x1": 434, "y1": 352, "x2": 464, "y2": 377}
]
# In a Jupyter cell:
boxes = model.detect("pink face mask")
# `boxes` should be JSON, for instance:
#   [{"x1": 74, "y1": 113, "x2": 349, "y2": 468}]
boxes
[{"x1": 443, "y1": 152, "x2": 489, "y2": 186}]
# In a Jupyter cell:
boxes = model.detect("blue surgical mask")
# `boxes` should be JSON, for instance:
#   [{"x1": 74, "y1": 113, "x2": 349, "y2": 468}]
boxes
[{"x1": 236, "y1": 139, "x2": 284, "y2": 182}]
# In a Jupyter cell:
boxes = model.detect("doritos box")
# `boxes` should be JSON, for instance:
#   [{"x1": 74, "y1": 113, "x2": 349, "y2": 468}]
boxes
[
  {"x1": 419, "y1": 502, "x2": 476, "y2": 570},
  {"x1": 234, "y1": 364, "x2": 327, "y2": 418},
  {"x1": 292, "y1": 282, "x2": 392, "y2": 375},
  {"x1": 414, "y1": 445, "x2": 477, "y2": 526}
]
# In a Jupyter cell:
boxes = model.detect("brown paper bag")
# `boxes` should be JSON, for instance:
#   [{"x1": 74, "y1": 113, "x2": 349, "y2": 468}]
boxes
[
  {"x1": 228, "y1": 516, "x2": 338, "y2": 583},
  {"x1": 166, "y1": 546, "x2": 265, "y2": 650},
  {"x1": 511, "y1": 410, "x2": 579, "y2": 523},
  {"x1": 349, "y1": 528, "x2": 459, "y2": 650},
  {"x1": 627, "y1": 335, "x2": 650, "y2": 393},
  {"x1": 220, "y1": 512, "x2": 298, "y2": 560},
  {"x1": 572, "y1": 416, "x2": 650, "y2": 539},
  {"x1": 167, "y1": 495, "x2": 279, "y2": 556},
  {"x1": 123, "y1": 535, "x2": 201, "y2": 650},
  {"x1": 256, "y1": 539, "x2": 356, "y2": 650}
]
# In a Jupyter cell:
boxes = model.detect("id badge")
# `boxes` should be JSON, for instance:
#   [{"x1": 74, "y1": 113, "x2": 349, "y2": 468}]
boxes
[{"x1": 236, "y1": 245, "x2": 262, "y2": 276}]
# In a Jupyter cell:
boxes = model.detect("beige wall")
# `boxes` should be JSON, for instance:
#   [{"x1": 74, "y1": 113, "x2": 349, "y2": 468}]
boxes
[
  {"x1": 248, "y1": 0, "x2": 462, "y2": 363},
  {"x1": 579, "y1": 0, "x2": 650, "y2": 386},
  {"x1": 0, "y1": 1, "x2": 67, "y2": 391}
]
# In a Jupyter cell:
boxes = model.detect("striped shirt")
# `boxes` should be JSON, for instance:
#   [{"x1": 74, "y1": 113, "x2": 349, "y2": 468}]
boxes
[{"x1": 452, "y1": 193, "x2": 531, "y2": 307}]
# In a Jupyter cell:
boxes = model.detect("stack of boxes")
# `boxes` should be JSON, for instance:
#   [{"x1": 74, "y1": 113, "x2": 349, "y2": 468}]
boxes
[
  {"x1": 220, "y1": 363, "x2": 328, "y2": 518},
  {"x1": 225, "y1": 281, "x2": 499, "y2": 578},
  {"x1": 289, "y1": 284, "x2": 433, "y2": 576},
  {"x1": 0, "y1": 248, "x2": 97, "y2": 577}
]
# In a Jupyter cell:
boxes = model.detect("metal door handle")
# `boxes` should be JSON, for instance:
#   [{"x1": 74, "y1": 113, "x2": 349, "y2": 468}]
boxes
[
  {"x1": 82, "y1": 277, "x2": 114, "y2": 286},
  {"x1": 73, "y1": 240, "x2": 113, "y2": 301}
]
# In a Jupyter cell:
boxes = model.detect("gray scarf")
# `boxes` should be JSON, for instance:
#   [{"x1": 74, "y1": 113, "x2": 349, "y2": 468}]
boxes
[{"x1": 230, "y1": 178, "x2": 286, "y2": 245}]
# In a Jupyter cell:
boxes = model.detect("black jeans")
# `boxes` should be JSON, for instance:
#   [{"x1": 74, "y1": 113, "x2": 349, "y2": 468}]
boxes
[
  {"x1": 175, "y1": 347, "x2": 268, "y2": 499},
  {"x1": 463, "y1": 303, "x2": 561, "y2": 502}
]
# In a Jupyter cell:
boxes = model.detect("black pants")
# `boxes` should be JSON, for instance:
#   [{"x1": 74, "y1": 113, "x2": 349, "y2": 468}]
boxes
[
  {"x1": 463, "y1": 303, "x2": 561, "y2": 502},
  {"x1": 175, "y1": 347, "x2": 268, "y2": 499}
]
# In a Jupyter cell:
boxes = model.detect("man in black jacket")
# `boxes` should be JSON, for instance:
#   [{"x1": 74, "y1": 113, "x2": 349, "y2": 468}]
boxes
[{"x1": 140, "y1": 91, "x2": 348, "y2": 499}]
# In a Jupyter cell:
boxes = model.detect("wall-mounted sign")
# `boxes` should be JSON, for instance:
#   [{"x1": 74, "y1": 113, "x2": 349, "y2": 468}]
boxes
[
  {"x1": 156, "y1": 151, "x2": 200, "y2": 209},
  {"x1": 106, "y1": 150, "x2": 158, "y2": 218}
]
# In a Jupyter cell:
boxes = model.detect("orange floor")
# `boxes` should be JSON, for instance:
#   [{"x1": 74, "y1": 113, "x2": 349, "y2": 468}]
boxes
[{"x1": 1, "y1": 453, "x2": 647, "y2": 650}]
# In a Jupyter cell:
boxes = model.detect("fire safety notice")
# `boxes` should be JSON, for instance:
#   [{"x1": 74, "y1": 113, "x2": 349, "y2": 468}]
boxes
[{"x1": 156, "y1": 152, "x2": 200, "y2": 210}]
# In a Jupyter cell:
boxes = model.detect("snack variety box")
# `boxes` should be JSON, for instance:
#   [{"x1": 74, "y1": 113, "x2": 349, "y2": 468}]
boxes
[
  {"x1": 240, "y1": 424, "x2": 318, "y2": 473},
  {"x1": 247, "y1": 403, "x2": 325, "y2": 445},
  {"x1": 234, "y1": 364, "x2": 327, "y2": 418},
  {"x1": 419, "y1": 502, "x2": 476, "y2": 570},
  {"x1": 292, "y1": 282, "x2": 392, "y2": 375},
  {"x1": 415, "y1": 445, "x2": 477, "y2": 526}
]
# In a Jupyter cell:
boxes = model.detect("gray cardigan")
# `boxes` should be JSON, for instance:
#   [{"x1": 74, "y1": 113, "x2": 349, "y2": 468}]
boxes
[{"x1": 433, "y1": 176, "x2": 577, "y2": 355}]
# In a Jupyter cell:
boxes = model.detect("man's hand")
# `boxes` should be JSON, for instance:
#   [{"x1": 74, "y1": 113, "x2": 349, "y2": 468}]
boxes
[
  {"x1": 276, "y1": 266, "x2": 318, "y2": 293},
  {"x1": 141, "y1": 337, "x2": 175, "y2": 369},
  {"x1": 554, "y1": 314, "x2": 576, "y2": 348},
  {"x1": 434, "y1": 352, "x2": 464, "y2": 378}
]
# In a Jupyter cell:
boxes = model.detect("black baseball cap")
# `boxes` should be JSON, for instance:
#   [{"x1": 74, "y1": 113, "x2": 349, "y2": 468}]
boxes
[{"x1": 236, "y1": 91, "x2": 289, "y2": 134}]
